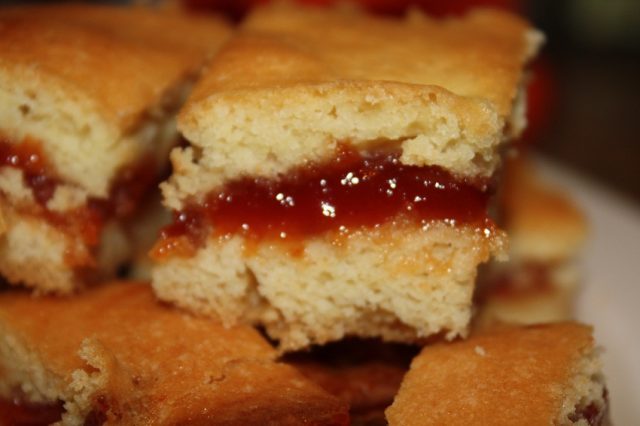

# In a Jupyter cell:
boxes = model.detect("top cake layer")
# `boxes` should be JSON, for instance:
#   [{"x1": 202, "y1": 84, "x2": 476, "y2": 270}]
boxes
[
  {"x1": 0, "y1": 5, "x2": 230, "y2": 197},
  {"x1": 166, "y1": 4, "x2": 541, "y2": 209}
]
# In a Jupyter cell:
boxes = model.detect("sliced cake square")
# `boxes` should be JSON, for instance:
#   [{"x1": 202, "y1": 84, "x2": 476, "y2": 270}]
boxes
[
  {"x1": 152, "y1": 4, "x2": 542, "y2": 350},
  {"x1": 0, "y1": 5, "x2": 231, "y2": 293},
  {"x1": 474, "y1": 155, "x2": 588, "y2": 328}
]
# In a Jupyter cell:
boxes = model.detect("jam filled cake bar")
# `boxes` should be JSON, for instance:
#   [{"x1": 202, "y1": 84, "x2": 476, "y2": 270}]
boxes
[
  {"x1": 0, "y1": 282, "x2": 348, "y2": 425},
  {"x1": 152, "y1": 4, "x2": 543, "y2": 350},
  {"x1": 474, "y1": 155, "x2": 588, "y2": 329},
  {"x1": 387, "y1": 323, "x2": 608, "y2": 426},
  {"x1": 0, "y1": 5, "x2": 230, "y2": 293}
]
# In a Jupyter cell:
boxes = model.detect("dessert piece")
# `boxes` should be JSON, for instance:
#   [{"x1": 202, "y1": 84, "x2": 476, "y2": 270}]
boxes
[
  {"x1": 474, "y1": 155, "x2": 587, "y2": 328},
  {"x1": 0, "y1": 5, "x2": 230, "y2": 293},
  {"x1": 386, "y1": 322, "x2": 609, "y2": 425},
  {"x1": 0, "y1": 282, "x2": 349, "y2": 425},
  {"x1": 152, "y1": 4, "x2": 542, "y2": 351},
  {"x1": 286, "y1": 340, "x2": 417, "y2": 425}
]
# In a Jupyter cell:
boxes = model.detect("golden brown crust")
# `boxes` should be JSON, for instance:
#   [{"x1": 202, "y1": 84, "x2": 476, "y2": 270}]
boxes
[
  {"x1": 386, "y1": 323, "x2": 597, "y2": 425},
  {"x1": 0, "y1": 4, "x2": 230, "y2": 63},
  {"x1": 0, "y1": 282, "x2": 348, "y2": 425},
  {"x1": 0, "y1": 16, "x2": 195, "y2": 133},
  {"x1": 188, "y1": 5, "x2": 533, "y2": 117}
]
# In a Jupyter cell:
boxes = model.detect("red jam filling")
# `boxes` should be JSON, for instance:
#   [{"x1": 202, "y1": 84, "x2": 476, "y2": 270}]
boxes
[
  {"x1": 0, "y1": 137, "x2": 156, "y2": 249},
  {"x1": 153, "y1": 146, "x2": 491, "y2": 259},
  {"x1": 0, "y1": 397, "x2": 64, "y2": 426}
]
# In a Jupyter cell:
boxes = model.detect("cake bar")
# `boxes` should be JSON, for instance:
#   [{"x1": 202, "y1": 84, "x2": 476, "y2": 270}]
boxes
[
  {"x1": 386, "y1": 322, "x2": 608, "y2": 425},
  {"x1": 152, "y1": 4, "x2": 542, "y2": 351},
  {"x1": 474, "y1": 155, "x2": 587, "y2": 328},
  {"x1": 0, "y1": 5, "x2": 230, "y2": 293},
  {"x1": 0, "y1": 282, "x2": 348, "y2": 425}
]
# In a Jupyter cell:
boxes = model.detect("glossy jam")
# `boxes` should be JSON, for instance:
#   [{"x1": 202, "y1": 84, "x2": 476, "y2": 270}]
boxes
[
  {"x1": 0, "y1": 137, "x2": 58, "y2": 205},
  {"x1": 0, "y1": 398, "x2": 64, "y2": 426},
  {"x1": 0, "y1": 137, "x2": 156, "y2": 247},
  {"x1": 154, "y1": 147, "x2": 490, "y2": 259}
]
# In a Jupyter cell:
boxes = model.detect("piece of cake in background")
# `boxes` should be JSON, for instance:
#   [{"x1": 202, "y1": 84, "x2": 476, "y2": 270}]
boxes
[
  {"x1": 386, "y1": 322, "x2": 609, "y2": 426},
  {"x1": 151, "y1": 3, "x2": 542, "y2": 351},
  {"x1": 0, "y1": 5, "x2": 231, "y2": 293},
  {"x1": 0, "y1": 282, "x2": 349, "y2": 425},
  {"x1": 473, "y1": 154, "x2": 587, "y2": 328},
  {"x1": 285, "y1": 340, "x2": 418, "y2": 425}
]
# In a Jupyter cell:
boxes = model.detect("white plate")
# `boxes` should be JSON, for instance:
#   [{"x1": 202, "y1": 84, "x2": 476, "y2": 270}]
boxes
[{"x1": 536, "y1": 157, "x2": 640, "y2": 425}]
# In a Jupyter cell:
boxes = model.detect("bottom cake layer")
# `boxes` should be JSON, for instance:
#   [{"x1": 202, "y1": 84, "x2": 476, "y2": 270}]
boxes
[{"x1": 152, "y1": 220, "x2": 506, "y2": 351}]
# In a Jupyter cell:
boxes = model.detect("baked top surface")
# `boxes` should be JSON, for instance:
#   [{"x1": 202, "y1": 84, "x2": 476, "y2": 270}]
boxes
[
  {"x1": 0, "y1": 281, "x2": 272, "y2": 377},
  {"x1": 184, "y1": 4, "x2": 538, "y2": 118},
  {"x1": 0, "y1": 282, "x2": 347, "y2": 424},
  {"x1": 0, "y1": 5, "x2": 230, "y2": 132},
  {"x1": 0, "y1": 4, "x2": 230, "y2": 59},
  {"x1": 386, "y1": 322, "x2": 594, "y2": 425}
]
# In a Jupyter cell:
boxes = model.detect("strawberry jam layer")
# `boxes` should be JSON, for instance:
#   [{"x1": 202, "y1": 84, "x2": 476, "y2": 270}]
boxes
[
  {"x1": 153, "y1": 146, "x2": 492, "y2": 259},
  {"x1": 0, "y1": 137, "x2": 156, "y2": 248}
]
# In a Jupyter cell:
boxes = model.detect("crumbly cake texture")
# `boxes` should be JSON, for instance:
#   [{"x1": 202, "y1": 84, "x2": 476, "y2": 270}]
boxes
[
  {"x1": 474, "y1": 156, "x2": 587, "y2": 328},
  {"x1": 386, "y1": 323, "x2": 608, "y2": 426},
  {"x1": 163, "y1": 4, "x2": 542, "y2": 209},
  {"x1": 153, "y1": 221, "x2": 506, "y2": 351},
  {"x1": 0, "y1": 6, "x2": 230, "y2": 292},
  {"x1": 0, "y1": 282, "x2": 349, "y2": 426}
]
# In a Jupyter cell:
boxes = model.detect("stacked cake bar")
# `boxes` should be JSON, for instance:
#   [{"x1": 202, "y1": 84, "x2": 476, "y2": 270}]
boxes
[
  {"x1": 474, "y1": 155, "x2": 588, "y2": 328},
  {"x1": 0, "y1": 6, "x2": 230, "y2": 292},
  {"x1": 152, "y1": 4, "x2": 543, "y2": 351}
]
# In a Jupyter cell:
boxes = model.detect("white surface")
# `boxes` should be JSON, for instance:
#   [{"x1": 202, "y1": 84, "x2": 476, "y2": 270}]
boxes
[{"x1": 537, "y1": 157, "x2": 640, "y2": 425}]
